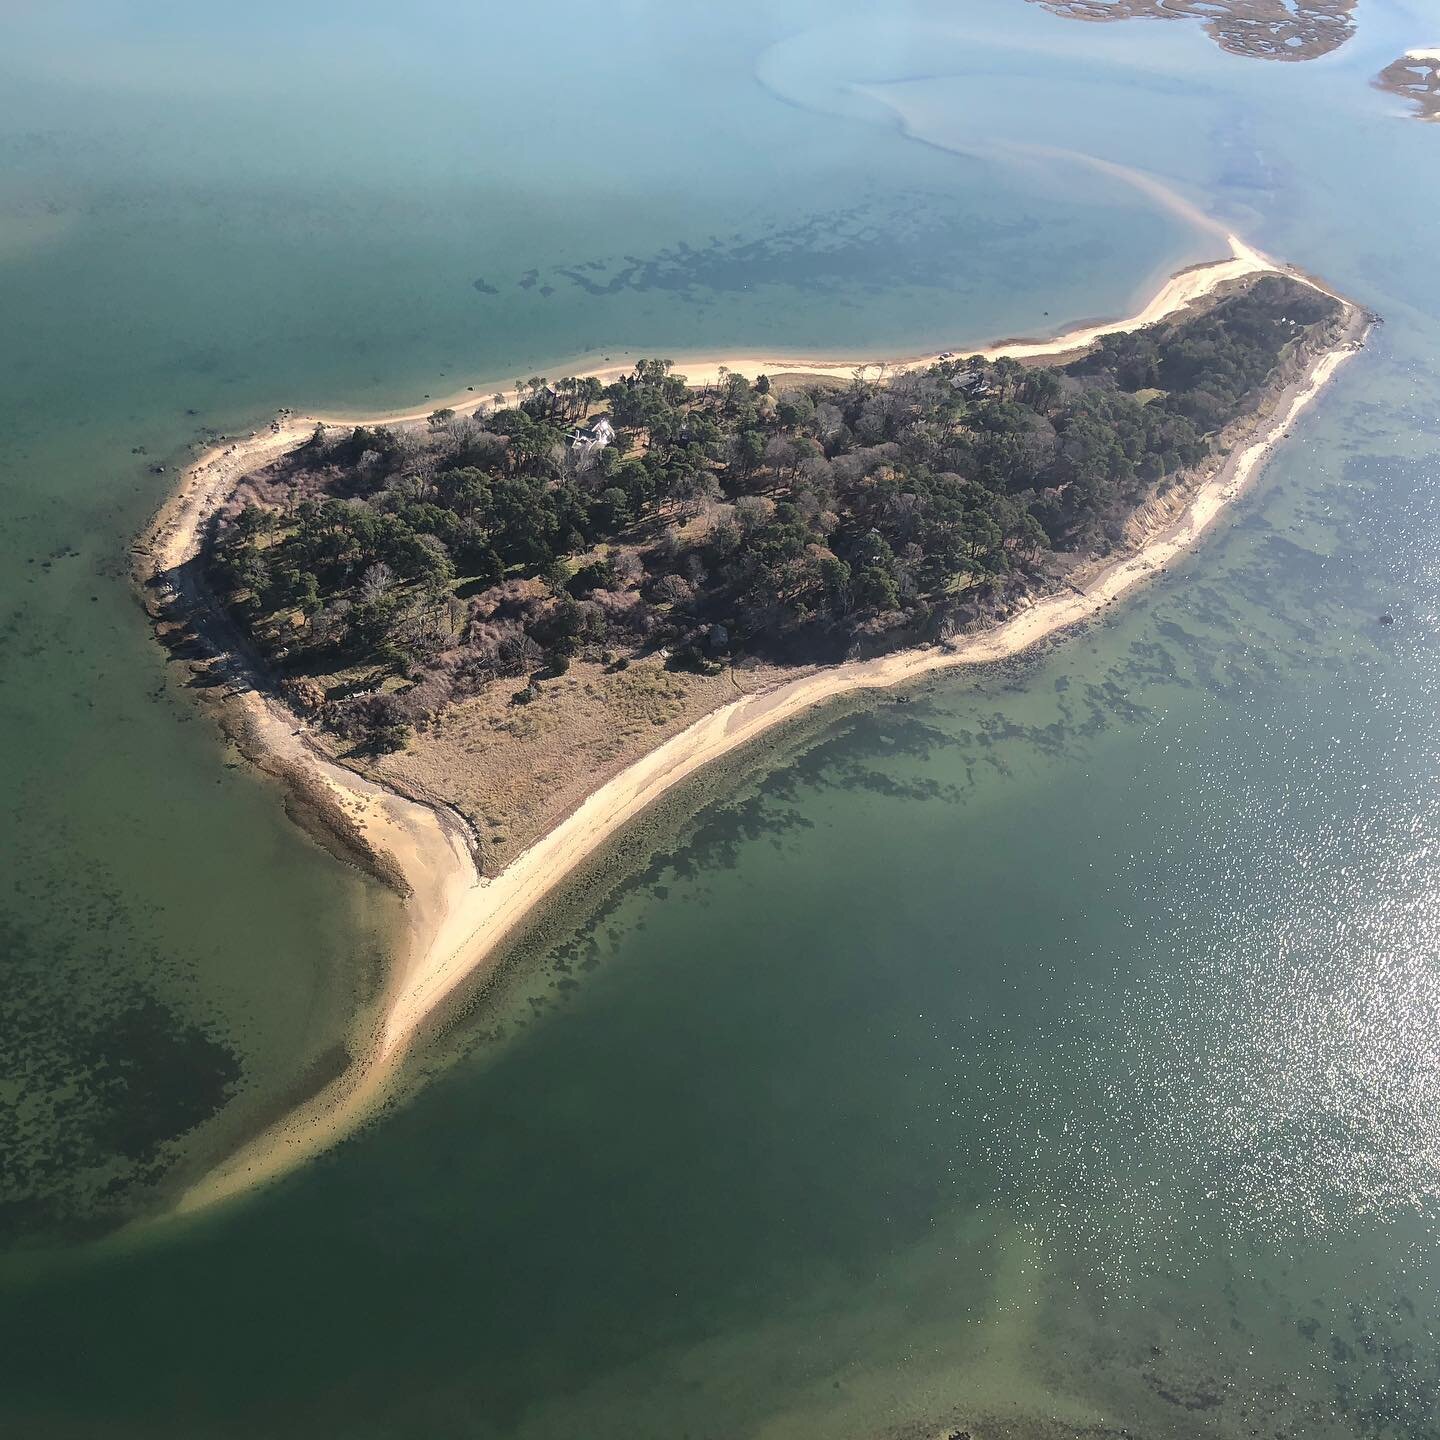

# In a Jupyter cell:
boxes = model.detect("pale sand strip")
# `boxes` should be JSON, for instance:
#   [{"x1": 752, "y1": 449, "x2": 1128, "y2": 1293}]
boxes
[
  {"x1": 156, "y1": 242, "x2": 1357, "y2": 1216},
  {"x1": 672, "y1": 235, "x2": 1272, "y2": 379}
]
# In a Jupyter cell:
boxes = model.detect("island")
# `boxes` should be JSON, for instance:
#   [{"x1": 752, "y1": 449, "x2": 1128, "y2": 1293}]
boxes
[
  {"x1": 1374, "y1": 50, "x2": 1440, "y2": 122},
  {"x1": 137, "y1": 239, "x2": 1370, "y2": 1212},
  {"x1": 1031, "y1": 2, "x2": 1440, "y2": 128},
  {"x1": 1025, "y1": 0, "x2": 1355, "y2": 62}
]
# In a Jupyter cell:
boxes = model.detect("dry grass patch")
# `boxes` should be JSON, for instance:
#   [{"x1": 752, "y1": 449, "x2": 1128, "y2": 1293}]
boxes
[{"x1": 361, "y1": 655, "x2": 791, "y2": 872}]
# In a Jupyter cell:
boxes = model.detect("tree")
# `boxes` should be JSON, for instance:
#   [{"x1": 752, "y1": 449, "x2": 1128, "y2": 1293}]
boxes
[
  {"x1": 568, "y1": 556, "x2": 618, "y2": 596},
  {"x1": 854, "y1": 565, "x2": 900, "y2": 611},
  {"x1": 455, "y1": 532, "x2": 504, "y2": 585},
  {"x1": 721, "y1": 372, "x2": 751, "y2": 413},
  {"x1": 539, "y1": 595, "x2": 586, "y2": 657},
  {"x1": 507, "y1": 418, "x2": 563, "y2": 475},
  {"x1": 776, "y1": 392, "x2": 814, "y2": 428},
  {"x1": 227, "y1": 546, "x2": 270, "y2": 599},
  {"x1": 370, "y1": 720, "x2": 411, "y2": 753},
  {"x1": 819, "y1": 555, "x2": 852, "y2": 614},
  {"x1": 358, "y1": 562, "x2": 394, "y2": 605},
  {"x1": 394, "y1": 532, "x2": 455, "y2": 585},
  {"x1": 673, "y1": 469, "x2": 723, "y2": 514},
  {"x1": 591, "y1": 486, "x2": 631, "y2": 533},
  {"x1": 1021, "y1": 368, "x2": 1064, "y2": 415},
  {"x1": 233, "y1": 503, "x2": 273, "y2": 541},
  {"x1": 214, "y1": 275, "x2": 1336, "y2": 692},
  {"x1": 733, "y1": 429, "x2": 766, "y2": 478},
  {"x1": 653, "y1": 574, "x2": 695, "y2": 608},
  {"x1": 435, "y1": 466, "x2": 492, "y2": 516}
]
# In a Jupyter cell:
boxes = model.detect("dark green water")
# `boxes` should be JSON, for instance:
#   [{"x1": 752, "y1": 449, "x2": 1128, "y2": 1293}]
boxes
[{"x1": 4, "y1": 1, "x2": 1440, "y2": 1435}]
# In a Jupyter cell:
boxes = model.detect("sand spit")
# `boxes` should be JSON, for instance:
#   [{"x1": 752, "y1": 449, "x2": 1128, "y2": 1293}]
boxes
[{"x1": 142, "y1": 241, "x2": 1365, "y2": 1216}]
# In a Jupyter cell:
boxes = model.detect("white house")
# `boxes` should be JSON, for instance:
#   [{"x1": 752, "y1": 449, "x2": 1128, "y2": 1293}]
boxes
[{"x1": 569, "y1": 416, "x2": 615, "y2": 463}]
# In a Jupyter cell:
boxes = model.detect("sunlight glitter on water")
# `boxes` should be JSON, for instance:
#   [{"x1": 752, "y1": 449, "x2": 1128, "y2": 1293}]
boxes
[{"x1": 977, "y1": 694, "x2": 1440, "y2": 1277}]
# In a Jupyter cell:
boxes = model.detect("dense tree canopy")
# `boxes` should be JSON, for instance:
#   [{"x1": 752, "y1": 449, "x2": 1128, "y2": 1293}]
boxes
[{"x1": 207, "y1": 276, "x2": 1341, "y2": 749}]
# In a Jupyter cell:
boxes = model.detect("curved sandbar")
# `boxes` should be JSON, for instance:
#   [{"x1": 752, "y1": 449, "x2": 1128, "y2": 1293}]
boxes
[{"x1": 145, "y1": 236, "x2": 1367, "y2": 1215}]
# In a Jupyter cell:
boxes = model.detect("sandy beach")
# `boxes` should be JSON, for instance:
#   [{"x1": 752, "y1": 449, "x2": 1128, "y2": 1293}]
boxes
[{"x1": 144, "y1": 239, "x2": 1365, "y2": 1215}]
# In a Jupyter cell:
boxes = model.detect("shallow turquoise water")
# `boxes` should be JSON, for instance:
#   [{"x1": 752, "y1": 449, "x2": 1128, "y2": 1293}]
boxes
[{"x1": 3, "y1": 1, "x2": 1440, "y2": 1435}]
